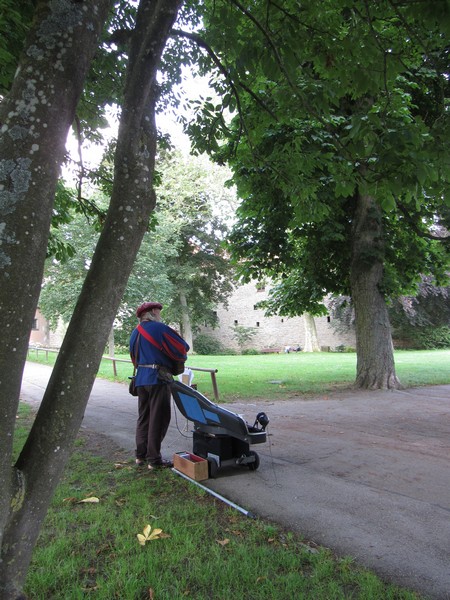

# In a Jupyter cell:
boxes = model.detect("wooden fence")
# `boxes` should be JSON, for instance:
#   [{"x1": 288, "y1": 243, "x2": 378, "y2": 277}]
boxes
[{"x1": 27, "y1": 346, "x2": 220, "y2": 401}]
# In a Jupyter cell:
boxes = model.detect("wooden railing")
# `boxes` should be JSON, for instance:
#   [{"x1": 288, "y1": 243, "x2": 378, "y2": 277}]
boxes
[{"x1": 27, "y1": 346, "x2": 220, "y2": 401}]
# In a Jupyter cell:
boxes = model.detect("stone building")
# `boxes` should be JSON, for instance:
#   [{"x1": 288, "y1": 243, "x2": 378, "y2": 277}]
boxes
[
  {"x1": 198, "y1": 281, "x2": 355, "y2": 352},
  {"x1": 29, "y1": 308, "x2": 65, "y2": 348}
]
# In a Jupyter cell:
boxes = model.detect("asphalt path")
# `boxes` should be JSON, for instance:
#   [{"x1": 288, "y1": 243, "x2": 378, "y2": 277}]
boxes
[{"x1": 20, "y1": 361, "x2": 450, "y2": 599}]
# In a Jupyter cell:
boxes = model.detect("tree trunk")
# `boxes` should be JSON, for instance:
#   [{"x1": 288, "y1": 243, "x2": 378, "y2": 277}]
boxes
[
  {"x1": 0, "y1": 1, "x2": 112, "y2": 596},
  {"x1": 179, "y1": 291, "x2": 193, "y2": 349},
  {"x1": 350, "y1": 193, "x2": 402, "y2": 389},
  {"x1": 0, "y1": 1, "x2": 182, "y2": 597},
  {"x1": 108, "y1": 328, "x2": 115, "y2": 358},
  {"x1": 303, "y1": 313, "x2": 320, "y2": 352}
]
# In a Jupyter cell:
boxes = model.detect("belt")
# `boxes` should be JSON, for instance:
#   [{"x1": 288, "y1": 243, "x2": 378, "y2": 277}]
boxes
[{"x1": 138, "y1": 364, "x2": 160, "y2": 369}]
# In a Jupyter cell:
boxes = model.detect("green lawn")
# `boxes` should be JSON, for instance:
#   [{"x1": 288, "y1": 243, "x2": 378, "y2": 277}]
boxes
[{"x1": 28, "y1": 348, "x2": 450, "y2": 402}]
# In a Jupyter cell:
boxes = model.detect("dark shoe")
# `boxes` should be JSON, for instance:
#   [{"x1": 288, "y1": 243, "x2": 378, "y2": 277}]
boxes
[
  {"x1": 135, "y1": 459, "x2": 146, "y2": 467},
  {"x1": 148, "y1": 459, "x2": 173, "y2": 470}
]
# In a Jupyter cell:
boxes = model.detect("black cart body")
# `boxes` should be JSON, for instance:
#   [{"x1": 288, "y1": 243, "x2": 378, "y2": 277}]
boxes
[{"x1": 171, "y1": 381, "x2": 268, "y2": 476}]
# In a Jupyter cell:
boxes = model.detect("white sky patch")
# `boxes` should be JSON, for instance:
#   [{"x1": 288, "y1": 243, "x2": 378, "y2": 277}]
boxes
[
  {"x1": 61, "y1": 66, "x2": 237, "y2": 220},
  {"x1": 63, "y1": 65, "x2": 213, "y2": 183}
]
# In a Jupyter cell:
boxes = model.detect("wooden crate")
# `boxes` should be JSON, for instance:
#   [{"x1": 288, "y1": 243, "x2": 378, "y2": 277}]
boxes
[{"x1": 173, "y1": 452, "x2": 209, "y2": 481}]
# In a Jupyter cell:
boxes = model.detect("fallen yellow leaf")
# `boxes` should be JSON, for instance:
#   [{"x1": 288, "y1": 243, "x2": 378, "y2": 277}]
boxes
[
  {"x1": 148, "y1": 528, "x2": 163, "y2": 540},
  {"x1": 137, "y1": 524, "x2": 165, "y2": 545},
  {"x1": 216, "y1": 538, "x2": 230, "y2": 546},
  {"x1": 78, "y1": 497, "x2": 100, "y2": 504},
  {"x1": 143, "y1": 524, "x2": 151, "y2": 538}
]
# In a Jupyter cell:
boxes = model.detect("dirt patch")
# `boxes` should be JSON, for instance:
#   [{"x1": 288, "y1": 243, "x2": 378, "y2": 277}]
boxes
[{"x1": 77, "y1": 427, "x2": 130, "y2": 462}]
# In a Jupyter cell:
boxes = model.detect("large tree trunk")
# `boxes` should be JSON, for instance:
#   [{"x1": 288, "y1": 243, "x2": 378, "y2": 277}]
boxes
[
  {"x1": 350, "y1": 193, "x2": 402, "y2": 389},
  {"x1": 0, "y1": 0, "x2": 112, "y2": 595},
  {"x1": 303, "y1": 313, "x2": 320, "y2": 352},
  {"x1": 0, "y1": 1, "x2": 182, "y2": 597}
]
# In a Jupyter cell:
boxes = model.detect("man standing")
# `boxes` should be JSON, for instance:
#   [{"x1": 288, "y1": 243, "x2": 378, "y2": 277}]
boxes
[{"x1": 130, "y1": 302, "x2": 190, "y2": 469}]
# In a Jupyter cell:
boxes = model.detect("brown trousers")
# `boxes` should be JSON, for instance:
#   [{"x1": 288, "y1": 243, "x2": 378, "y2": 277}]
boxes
[{"x1": 135, "y1": 384, "x2": 171, "y2": 464}]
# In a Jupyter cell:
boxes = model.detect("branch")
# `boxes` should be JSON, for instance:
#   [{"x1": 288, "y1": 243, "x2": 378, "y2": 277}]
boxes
[
  {"x1": 73, "y1": 114, "x2": 84, "y2": 204},
  {"x1": 237, "y1": 80, "x2": 279, "y2": 121},
  {"x1": 360, "y1": 0, "x2": 391, "y2": 105},
  {"x1": 397, "y1": 202, "x2": 450, "y2": 243},
  {"x1": 107, "y1": 28, "x2": 133, "y2": 48},
  {"x1": 173, "y1": 28, "x2": 279, "y2": 124},
  {"x1": 229, "y1": 0, "x2": 297, "y2": 90},
  {"x1": 268, "y1": 0, "x2": 331, "y2": 36},
  {"x1": 385, "y1": 0, "x2": 436, "y2": 64},
  {"x1": 171, "y1": 28, "x2": 245, "y2": 142}
]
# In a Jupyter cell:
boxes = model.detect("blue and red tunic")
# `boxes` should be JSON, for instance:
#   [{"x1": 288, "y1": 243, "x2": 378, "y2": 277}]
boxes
[{"x1": 129, "y1": 321, "x2": 190, "y2": 386}]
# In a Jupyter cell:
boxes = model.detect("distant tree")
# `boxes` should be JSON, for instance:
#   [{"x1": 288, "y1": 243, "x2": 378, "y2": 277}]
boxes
[
  {"x1": 39, "y1": 151, "x2": 235, "y2": 348},
  {"x1": 230, "y1": 324, "x2": 258, "y2": 352},
  {"x1": 303, "y1": 314, "x2": 320, "y2": 353},
  {"x1": 155, "y1": 151, "x2": 235, "y2": 348}
]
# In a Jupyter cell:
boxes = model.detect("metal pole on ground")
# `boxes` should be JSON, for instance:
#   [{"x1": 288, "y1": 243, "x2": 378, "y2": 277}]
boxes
[{"x1": 171, "y1": 468, "x2": 256, "y2": 519}]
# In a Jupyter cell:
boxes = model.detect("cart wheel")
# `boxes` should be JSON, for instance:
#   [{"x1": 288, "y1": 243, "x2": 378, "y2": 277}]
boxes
[
  {"x1": 207, "y1": 458, "x2": 218, "y2": 479},
  {"x1": 248, "y1": 451, "x2": 260, "y2": 471}
]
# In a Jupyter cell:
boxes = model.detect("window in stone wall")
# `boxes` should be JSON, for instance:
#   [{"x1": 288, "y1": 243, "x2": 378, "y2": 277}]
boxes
[
  {"x1": 281, "y1": 318, "x2": 284, "y2": 323},
  {"x1": 234, "y1": 319, "x2": 238, "y2": 325},
  {"x1": 327, "y1": 316, "x2": 331, "y2": 323},
  {"x1": 256, "y1": 322, "x2": 260, "y2": 327},
  {"x1": 32, "y1": 319, "x2": 38, "y2": 330}
]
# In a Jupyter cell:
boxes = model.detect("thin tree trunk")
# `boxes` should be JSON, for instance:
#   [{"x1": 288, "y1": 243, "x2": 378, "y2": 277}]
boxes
[
  {"x1": 350, "y1": 193, "x2": 402, "y2": 389},
  {"x1": 0, "y1": 2, "x2": 182, "y2": 597},
  {"x1": 303, "y1": 313, "x2": 320, "y2": 352},
  {"x1": 108, "y1": 328, "x2": 115, "y2": 357},
  {"x1": 179, "y1": 291, "x2": 193, "y2": 349}
]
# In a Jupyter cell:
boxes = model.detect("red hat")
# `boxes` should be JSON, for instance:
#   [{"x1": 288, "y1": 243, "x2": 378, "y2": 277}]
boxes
[{"x1": 136, "y1": 302, "x2": 163, "y2": 318}]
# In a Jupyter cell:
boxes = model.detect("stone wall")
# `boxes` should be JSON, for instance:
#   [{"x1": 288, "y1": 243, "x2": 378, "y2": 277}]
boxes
[
  {"x1": 198, "y1": 282, "x2": 356, "y2": 351},
  {"x1": 32, "y1": 283, "x2": 356, "y2": 353}
]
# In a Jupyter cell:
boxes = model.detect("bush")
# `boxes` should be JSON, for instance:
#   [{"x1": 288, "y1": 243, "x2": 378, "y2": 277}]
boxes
[
  {"x1": 220, "y1": 347, "x2": 239, "y2": 356},
  {"x1": 413, "y1": 326, "x2": 450, "y2": 349},
  {"x1": 112, "y1": 344, "x2": 129, "y2": 355},
  {"x1": 242, "y1": 348, "x2": 260, "y2": 355},
  {"x1": 193, "y1": 334, "x2": 226, "y2": 355}
]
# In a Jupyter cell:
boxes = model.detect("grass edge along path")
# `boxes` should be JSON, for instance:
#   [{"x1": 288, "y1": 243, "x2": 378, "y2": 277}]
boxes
[
  {"x1": 14, "y1": 405, "x2": 423, "y2": 600},
  {"x1": 27, "y1": 348, "x2": 450, "y2": 402}
]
